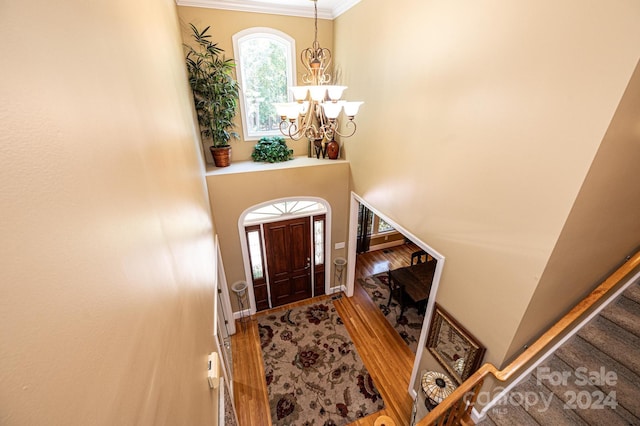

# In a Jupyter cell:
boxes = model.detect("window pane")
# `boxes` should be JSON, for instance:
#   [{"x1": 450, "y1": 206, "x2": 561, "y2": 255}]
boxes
[
  {"x1": 378, "y1": 217, "x2": 394, "y2": 233},
  {"x1": 314, "y1": 219, "x2": 324, "y2": 265},
  {"x1": 287, "y1": 201, "x2": 319, "y2": 214},
  {"x1": 245, "y1": 201, "x2": 326, "y2": 223},
  {"x1": 237, "y1": 35, "x2": 291, "y2": 138},
  {"x1": 247, "y1": 231, "x2": 264, "y2": 279}
]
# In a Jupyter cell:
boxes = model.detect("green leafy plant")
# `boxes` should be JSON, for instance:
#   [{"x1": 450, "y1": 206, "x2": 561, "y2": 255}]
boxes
[
  {"x1": 185, "y1": 24, "x2": 239, "y2": 148},
  {"x1": 251, "y1": 136, "x2": 294, "y2": 163}
]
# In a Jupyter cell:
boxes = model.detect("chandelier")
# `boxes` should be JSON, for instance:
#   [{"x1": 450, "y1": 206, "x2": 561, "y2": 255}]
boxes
[{"x1": 274, "y1": 0, "x2": 363, "y2": 158}]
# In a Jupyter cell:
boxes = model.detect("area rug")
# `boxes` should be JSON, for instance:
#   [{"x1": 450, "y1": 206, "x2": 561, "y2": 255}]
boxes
[
  {"x1": 258, "y1": 299, "x2": 385, "y2": 426},
  {"x1": 359, "y1": 273, "x2": 424, "y2": 353}
]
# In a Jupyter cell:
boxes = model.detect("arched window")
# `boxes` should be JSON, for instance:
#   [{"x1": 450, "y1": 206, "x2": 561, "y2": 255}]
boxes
[
  {"x1": 244, "y1": 200, "x2": 326, "y2": 224},
  {"x1": 233, "y1": 28, "x2": 296, "y2": 140}
]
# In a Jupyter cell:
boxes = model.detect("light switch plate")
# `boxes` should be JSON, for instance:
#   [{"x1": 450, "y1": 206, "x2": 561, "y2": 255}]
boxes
[{"x1": 208, "y1": 352, "x2": 219, "y2": 389}]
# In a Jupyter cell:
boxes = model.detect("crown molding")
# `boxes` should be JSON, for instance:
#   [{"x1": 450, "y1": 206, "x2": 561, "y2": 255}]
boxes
[
  {"x1": 330, "y1": 0, "x2": 360, "y2": 18},
  {"x1": 175, "y1": 0, "x2": 361, "y2": 20}
]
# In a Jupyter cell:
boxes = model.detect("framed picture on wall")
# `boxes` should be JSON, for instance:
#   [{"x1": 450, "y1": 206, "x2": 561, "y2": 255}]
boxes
[{"x1": 425, "y1": 303, "x2": 486, "y2": 384}]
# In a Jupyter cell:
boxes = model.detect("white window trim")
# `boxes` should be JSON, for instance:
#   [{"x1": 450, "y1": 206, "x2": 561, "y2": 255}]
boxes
[
  {"x1": 244, "y1": 200, "x2": 327, "y2": 226},
  {"x1": 232, "y1": 27, "x2": 296, "y2": 141},
  {"x1": 370, "y1": 214, "x2": 396, "y2": 236}
]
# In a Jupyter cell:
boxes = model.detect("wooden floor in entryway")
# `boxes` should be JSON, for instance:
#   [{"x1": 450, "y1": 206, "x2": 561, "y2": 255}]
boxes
[{"x1": 230, "y1": 243, "x2": 421, "y2": 426}]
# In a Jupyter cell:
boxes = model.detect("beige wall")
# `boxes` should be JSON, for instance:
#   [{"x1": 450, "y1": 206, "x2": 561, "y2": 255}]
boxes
[
  {"x1": 177, "y1": 6, "x2": 334, "y2": 164},
  {"x1": 1, "y1": 0, "x2": 220, "y2": 424},
  {"x1": 507, "y1": 59, "x2": 640, "y2": 358},
  {"x1": 206, "y1": 161, "x2": 351, "y2": 310},
  {"x1": 334, "y1": 0, "x2": 640, "y2": 373}
]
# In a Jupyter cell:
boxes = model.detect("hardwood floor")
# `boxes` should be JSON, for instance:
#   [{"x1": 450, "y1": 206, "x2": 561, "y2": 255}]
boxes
[{"x1": 231, "y1": 242, "x2": 421, "y2": 426}]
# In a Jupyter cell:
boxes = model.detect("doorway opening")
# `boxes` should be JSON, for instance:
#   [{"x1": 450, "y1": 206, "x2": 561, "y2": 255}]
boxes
[
  {"x1": 238, "y1": 197, "x2": 331, "y2": 313},
  {"x1": 346, "y1": 192, "x2": 445, "y2": 400}
]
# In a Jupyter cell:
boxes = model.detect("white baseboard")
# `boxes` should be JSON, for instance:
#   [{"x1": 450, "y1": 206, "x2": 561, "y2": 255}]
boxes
[
  {"x1": 368, "y1": 239, "x2": 406, "y2": 252},
  {"x1": 232, "y1": 308, "x2": 251, "y2": 321},
  {"x1": 327, "y1": 285, "x2": 346, "y2": 295},
  {"x1": 470, "y1": 407, "x2": 483, "y2": 423}
]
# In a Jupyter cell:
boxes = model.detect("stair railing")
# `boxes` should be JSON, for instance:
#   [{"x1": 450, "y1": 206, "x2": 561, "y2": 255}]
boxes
[{"x1": 416, "y1": 250, "x2": 640, "y2": 426}]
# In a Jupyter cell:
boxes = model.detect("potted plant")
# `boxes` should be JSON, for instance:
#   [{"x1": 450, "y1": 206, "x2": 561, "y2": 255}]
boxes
[
  {"x1": 185, "y1": 24, "x2": 239, "y2": 167},
  {"x1": 251, "y1": 136, "x2": 294, "y2": 163}
]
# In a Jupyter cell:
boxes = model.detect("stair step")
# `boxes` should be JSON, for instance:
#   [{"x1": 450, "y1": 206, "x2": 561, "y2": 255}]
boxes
[
  {"x1": 478, "y1": 282, "x2": 640, "y2": 426},
  {"x1": 509, "y1": 375, "x2": 588, "y2": 425},
  {"x1": 533, "y1": 355, "x2": 635, "y2": 425},
  {"x1": 474, "y1": 415, "x2": 496, "y2": 425},
  {"x1": 486, "y1": 398, "x2": 541, "y2": 426},
  {"x1": 556, "y1": 335, "x2": 640, "y2": 419},
  {"x1": 577, "y1": 315, "x2": 640, "y2": 377},
  {"x1": 600, "y1": 292, "x2": 640, "y2": 337},
  {"x1": 622, "y1": 281, "x2": 640, "y2": 304}
]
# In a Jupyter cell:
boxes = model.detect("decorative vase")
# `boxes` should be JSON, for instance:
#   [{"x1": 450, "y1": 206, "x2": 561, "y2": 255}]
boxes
[
  {"x1": 210, "y1": 146, "x2": 232, "y2": 167},
  {"x1": 312, "y1": 138, "x2": 324, "y2": 159},
  {"x1": 326, "y1": 139, "x2": 339, "y2": 159}
]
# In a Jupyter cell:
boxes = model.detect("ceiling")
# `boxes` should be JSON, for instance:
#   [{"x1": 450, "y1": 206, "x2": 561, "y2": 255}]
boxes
[{"x1": 175, "y1": 0, "x2": 361, "y2": 19}]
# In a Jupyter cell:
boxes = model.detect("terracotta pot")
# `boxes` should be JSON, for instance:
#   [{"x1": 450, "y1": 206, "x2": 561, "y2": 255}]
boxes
[
  {"x1": 326, "y1": 139, "x2": 339, "y2": 160},
  {"x1": 210, "y1": 146, "x2": 232, "y2": 167}
]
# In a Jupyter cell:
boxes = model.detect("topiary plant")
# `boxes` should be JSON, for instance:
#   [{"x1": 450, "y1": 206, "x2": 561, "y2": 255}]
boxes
[{"x1": 251, "y1": 136, "x2": 294, "y2": 163}]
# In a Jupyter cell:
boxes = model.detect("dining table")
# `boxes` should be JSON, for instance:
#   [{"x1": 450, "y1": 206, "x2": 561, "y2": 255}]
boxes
[{"x1": 386, "y1": 259, "x2": 437, "y2": 318}]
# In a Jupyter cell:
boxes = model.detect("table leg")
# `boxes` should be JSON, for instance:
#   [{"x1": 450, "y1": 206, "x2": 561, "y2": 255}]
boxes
[
  {"x1": 398, "y1": 292, "x2": 407, "y2": 320},
  {"x1": 386, "y1": 270, "x2": 393, "y2": 308}
]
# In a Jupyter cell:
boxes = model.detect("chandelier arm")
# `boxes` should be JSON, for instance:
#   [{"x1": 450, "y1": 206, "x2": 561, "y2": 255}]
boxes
[
  {"x1": 300, "y1": 50, "x2": 332, "y2": 85},
  {"x1": 304, "y1": 124, "x2": 321, "y2": 141},
  {"x1": 300, "y1": 49, "x2": 315, "y2": 85},
  {"x1": 315, "y1": 105, "x2": 326, "y2": 127},
  {"x1": 280, "y1": 120, "x2": 304, "y2": 141},
  {"x1": 318, "y1": 48, "x2": 332, "y2": 85},
  {"x1": 333, "y1": 119, "x2": 357, "y2": 138},
  {"x1": 301, "y1": 107, "x2": 319, "y2": 139},
  {"x1": 317, "y1": 122, "x2": 333, "y2": 141},
  {"x1": 288, "y1": 128, "x2": 305, "y2": 140}
]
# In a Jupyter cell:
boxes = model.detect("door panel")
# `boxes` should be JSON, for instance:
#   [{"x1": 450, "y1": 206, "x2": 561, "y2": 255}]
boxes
[
  {"x1": 314, "y1": 269, "x2": 325, "y2": 296},
  {"x1": 264, "y1": 217, "x2": 312, "y2": 307}
]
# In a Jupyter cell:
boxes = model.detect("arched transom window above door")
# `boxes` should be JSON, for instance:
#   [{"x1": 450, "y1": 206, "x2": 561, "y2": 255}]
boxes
[{"x1": 244, "y1": 200, "x2": 327, "y2": 225}]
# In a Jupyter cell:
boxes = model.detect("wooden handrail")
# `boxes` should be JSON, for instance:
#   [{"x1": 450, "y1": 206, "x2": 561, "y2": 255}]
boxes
[{"x1": 417, "y1": 250, "x2": 640, "y2": 426}]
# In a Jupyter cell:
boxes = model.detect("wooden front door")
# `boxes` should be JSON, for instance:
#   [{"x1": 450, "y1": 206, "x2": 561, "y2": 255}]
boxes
[{"x1": 264, "y1": 217, "x2": 312, "y2": 308}]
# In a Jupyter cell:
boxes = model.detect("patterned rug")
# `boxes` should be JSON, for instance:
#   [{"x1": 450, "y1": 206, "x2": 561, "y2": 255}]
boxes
[
  {"x1": 359, "y1": 273, "x2": 424, "y2": 353},
  {"x1": 258, "y1": 299, "x2": 385, "y2": 426}
]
